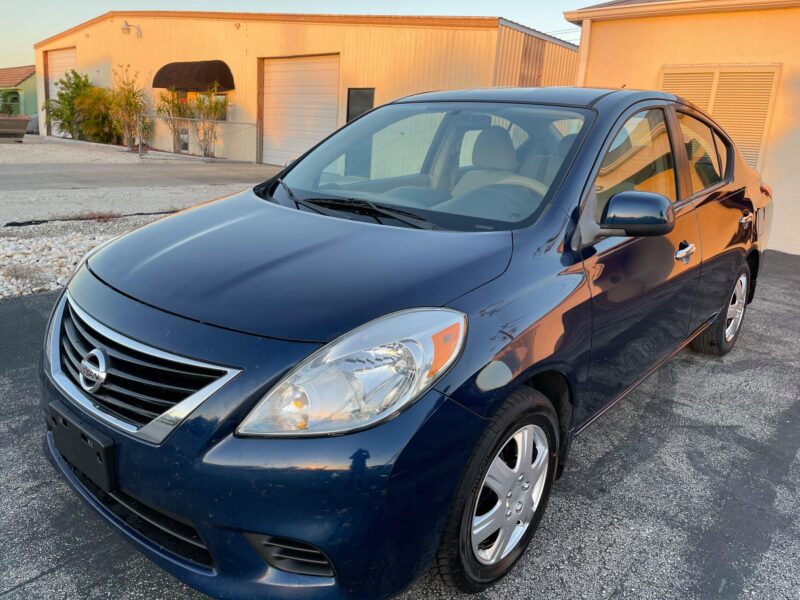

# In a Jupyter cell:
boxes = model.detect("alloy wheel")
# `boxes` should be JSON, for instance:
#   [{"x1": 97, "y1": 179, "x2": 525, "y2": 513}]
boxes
[
  {"x1": 471, "y1": 424, "x2": 549, "y2": 565},
  {"x1": 725, "y1": 273, "x2": 748, "y2": 342}
]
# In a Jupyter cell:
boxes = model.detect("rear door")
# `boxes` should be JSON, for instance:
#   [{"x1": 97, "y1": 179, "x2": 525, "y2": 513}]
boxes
[
  {"x1": 672, "y1": 109, "x2": 755, "y2": 331},
  {"x1": 579, "y1": 103, "x2": 702, "y2": 421}
]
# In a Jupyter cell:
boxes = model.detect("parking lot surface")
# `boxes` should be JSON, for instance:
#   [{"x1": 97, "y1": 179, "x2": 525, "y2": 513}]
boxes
[
  {"x1": 1, "y1": 251, "x2": 798, "y2": 600},
  {"x1": 0, "y1": 138, "x2": 278, "y2": 299}
]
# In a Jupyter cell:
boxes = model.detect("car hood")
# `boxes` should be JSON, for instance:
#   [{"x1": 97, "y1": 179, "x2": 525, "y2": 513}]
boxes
[{"x1": 88, "y1": 190, "x2": 512, "y2": 342}]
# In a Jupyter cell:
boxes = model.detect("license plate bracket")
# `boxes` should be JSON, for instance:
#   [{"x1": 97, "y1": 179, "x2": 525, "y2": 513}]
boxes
[{"x1": 49, "y1": 400, "x2": 115, "y2": 492}]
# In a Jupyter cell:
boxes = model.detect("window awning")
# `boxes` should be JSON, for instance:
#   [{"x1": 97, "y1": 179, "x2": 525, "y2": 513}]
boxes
[{"x1": 152, "y1": 60, "x2": 235, "y2": 92}]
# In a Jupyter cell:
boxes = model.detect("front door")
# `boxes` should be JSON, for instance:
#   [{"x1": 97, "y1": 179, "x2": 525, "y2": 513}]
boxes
[{"x1": 580, "y1": 107, "x2": 702, "y2": 422}]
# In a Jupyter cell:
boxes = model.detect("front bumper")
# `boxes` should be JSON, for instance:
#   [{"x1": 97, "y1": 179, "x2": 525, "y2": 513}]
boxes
[{"x1": 41, "y1": 270, "x2": 487, "y2": 599}]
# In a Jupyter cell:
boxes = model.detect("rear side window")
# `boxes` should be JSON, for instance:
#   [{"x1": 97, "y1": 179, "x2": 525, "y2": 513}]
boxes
[
  {"x1": 677, "y1": 113, "x2": 724, "y2": 194},
  {"x1": 713, "y1": 130, "x2": 730, "y2": 179},
  {"x1": 594, "y1": 108, "x2": 677, "y2": 219}
]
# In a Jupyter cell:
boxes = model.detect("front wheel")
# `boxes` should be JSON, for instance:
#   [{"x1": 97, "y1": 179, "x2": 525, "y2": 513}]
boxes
[
  {"x1": 691, "y1": 263, "x2": 750, "y2": 356},
  {"x1": 434, "y1": 388, "x2": 559, "y2": 593}
]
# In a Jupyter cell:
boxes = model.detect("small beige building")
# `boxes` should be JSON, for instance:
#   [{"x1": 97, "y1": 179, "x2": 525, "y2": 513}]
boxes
[
  {"x1": 34, "y1": 11, "x2": 577, "y2": 165},
  {"x1": 565, "y1": 0, "x2": 800, "y2": 253}
]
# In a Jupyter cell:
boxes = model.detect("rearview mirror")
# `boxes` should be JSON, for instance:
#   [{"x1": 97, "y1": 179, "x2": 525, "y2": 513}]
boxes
[{"x1": 600, "y1": 191, "x2": 675, "y2": 237}]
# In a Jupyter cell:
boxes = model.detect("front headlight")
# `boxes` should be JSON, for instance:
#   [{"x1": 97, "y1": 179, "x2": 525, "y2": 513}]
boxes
[{"x1": 237, "y1": 308, "x2": 467, "y2": 436}]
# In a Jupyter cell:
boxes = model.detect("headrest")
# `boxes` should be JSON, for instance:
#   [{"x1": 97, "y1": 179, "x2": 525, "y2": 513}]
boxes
[{"x1": 472, "y1": 126, "x2": 518, "y2": 171}]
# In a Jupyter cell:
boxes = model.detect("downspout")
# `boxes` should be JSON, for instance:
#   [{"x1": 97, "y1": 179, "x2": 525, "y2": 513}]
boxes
[{"x1": 576, "y1": 19, "x2": 592, "y2": 87}]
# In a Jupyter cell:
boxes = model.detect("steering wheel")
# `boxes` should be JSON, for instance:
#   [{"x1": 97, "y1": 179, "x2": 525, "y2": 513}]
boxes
[{"x1": 495, "y1": 175, "x2": 549, "y2": 197}]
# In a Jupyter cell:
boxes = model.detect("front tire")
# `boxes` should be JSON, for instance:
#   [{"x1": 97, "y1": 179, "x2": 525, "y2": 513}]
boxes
[
  {"x1": 691, "y1": 263, "x2": 750, "y2": 356},
  {"x1": 434, "y1": 388, "x2": 559, "y2": 593}
]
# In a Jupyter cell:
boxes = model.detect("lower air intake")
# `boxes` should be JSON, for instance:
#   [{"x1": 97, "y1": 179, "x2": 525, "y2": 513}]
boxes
[{"x1": 247, "y1": 534, "x2": 335, "y2": 577}]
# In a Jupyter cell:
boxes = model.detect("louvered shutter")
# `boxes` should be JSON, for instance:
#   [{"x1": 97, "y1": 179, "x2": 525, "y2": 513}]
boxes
[
  {"x1": 660, "y1": 65, "x2": 779, "y2": 170},
  {"x1": 661, "y1": 70, "x2": 715, "y2": 112},
  {"x1": 712, "y1": 70, "x2": 777, "y2": 169}
]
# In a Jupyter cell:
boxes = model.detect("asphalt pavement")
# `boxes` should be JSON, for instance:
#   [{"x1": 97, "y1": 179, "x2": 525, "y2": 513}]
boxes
[
  {"x1": 1, "y1": 252, "x2": 798, "y2": 599},
  {"x1": 0, "y1": 162, "x2": 278, "y2": 192}
]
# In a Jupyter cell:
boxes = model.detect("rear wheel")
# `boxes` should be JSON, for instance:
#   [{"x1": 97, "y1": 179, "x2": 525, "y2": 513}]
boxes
[
  {"x1": 691, "y1": 263, "x2": 750, "y2": 356},
  {"x1": 434, "y1": 388, "x2": 558, "y2": 593}
]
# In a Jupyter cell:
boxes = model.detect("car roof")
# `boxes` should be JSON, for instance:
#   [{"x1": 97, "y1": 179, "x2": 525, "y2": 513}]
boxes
[{"x1": 393, "y1": 86, "x2": 682, "y2": 109}]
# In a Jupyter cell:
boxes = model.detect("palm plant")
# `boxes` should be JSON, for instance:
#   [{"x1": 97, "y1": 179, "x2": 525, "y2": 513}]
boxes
[
  {"x1": 190, "y1": 83, "x2": 228, "y2": 158},
  {"x1": 156, "y1": 87, "x2": 190, "y2": 153},
  {"x1": 109, "y1": 65, "x2": 147, "y2": 148}
]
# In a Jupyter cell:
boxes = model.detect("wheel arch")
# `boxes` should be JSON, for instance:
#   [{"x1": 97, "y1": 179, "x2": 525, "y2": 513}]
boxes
[
  {"x1": 523, "y1": 369, "x2": 575, "y2": 478},
  {"x1": 745, "y1": 248, "x2": 760, "y2": 303}
]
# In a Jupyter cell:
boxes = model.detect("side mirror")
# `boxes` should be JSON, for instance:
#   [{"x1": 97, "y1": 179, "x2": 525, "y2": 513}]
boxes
[{"x1": 600, "y1": 191, "x2": 675, "y2": 237}]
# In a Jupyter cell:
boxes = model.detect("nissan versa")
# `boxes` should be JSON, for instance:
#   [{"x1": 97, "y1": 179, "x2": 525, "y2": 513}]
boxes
[{"x1": 41, "y1": 87, "x2": 772, "y2": 599}]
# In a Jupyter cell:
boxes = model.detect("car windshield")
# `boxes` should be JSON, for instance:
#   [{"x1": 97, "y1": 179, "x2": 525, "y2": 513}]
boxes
[{"x1": 273, "y1": 101, "x2": 590, "y2": 231}]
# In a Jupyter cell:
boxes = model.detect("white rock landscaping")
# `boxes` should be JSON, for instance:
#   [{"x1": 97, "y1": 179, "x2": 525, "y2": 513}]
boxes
[{"x1": 0, "y1": 215, "x2": 161, "y2": 299}]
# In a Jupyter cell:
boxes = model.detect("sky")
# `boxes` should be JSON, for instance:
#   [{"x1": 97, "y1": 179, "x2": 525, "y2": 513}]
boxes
[{"x1": 0, "y1": 0, "x2": 582, "y2": 69}]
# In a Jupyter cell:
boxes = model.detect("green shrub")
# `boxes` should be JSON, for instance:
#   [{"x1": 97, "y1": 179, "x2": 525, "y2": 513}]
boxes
[
  {"x1": 42, "y1": 70, "x2": 92, "y2": 138},
  {"x1": 0, "y1": 91, "x2": 21, "y2": 116},
  {"x1": 74, "y1": 86, "x2": 120, "y2": 143}
]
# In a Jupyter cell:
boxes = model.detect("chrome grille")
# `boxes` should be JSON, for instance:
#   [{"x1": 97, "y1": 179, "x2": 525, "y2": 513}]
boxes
[{"x1": 51, "y1": 293, "x2": 239, "y2": 442}]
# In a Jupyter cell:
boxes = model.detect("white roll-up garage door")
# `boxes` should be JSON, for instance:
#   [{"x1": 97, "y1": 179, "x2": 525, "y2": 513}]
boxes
[
  {"x1": 46, "y1": 47, "x2": 77, "y2": 136},
  {"x1": 262, "y1": 55, "x2": 340, "y2": 166}
]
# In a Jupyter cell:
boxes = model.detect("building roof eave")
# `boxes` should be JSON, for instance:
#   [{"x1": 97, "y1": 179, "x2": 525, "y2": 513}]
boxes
[
  {"x1": 498, "y1": 18, "x2": 579, "y2": 50},
  {"x1": 34, "y1": 11, "x2": 504, "y2": 50},
  {"x1": 0, "y1": 65, "x2": 36, "y2": 88},
  {"x1": 564, "y1": 0, "x2": 800, "y2": 25}
]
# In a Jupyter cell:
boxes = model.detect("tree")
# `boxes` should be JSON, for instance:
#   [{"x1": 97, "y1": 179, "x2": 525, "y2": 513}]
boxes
[
  {"x1": 156, "y1": 87, "x2": 190, "y2": 153},
  {"x1": 190, "y1": 83, "x2": 228, "y2": 158},
  {"x1": 42, "y1": 70, "x2": 92, "y2": 138},
  {"x1": 109, "y1": 65, "x2": 147, "y2": 148}
]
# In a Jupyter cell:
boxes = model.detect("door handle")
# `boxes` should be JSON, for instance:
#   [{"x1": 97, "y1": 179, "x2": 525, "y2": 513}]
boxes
[
  {"x1": 675, "y1": 241, "x2": 697, "y2": 263},
  {"x1": 740, "y1": 210, "x2": 754, "y2": 226}
]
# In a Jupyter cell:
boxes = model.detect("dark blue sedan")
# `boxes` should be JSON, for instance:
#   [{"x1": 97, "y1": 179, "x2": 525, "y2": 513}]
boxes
[{"x1": 41, "y1": 87, "x2": 773, "y2": 598}]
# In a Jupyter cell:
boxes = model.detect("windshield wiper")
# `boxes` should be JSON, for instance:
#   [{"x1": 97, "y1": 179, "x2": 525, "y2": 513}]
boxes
[
  {"x1": 274, "y1": 178, "x2": 344, "y2": 218},
  {"x1": 304, "y1": 197, "x2": 437, "y2": 230},
  {"x1": 273, "y1": 179, "x2": 436, "y2": 229}
]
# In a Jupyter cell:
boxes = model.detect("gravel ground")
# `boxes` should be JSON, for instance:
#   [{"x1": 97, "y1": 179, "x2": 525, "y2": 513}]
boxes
[
  {"x1": 0, "y1": 251, "x2": 797, "y2": 599},
  {"x1": 0, "y1": 215, "x2": 162, "y2": 298},
  {"x1": 0, "y1": 136, "x2": 142, "y2": 164},
  {"x1": 0, "y1": 136, "x2": 272, "y2": 299}
]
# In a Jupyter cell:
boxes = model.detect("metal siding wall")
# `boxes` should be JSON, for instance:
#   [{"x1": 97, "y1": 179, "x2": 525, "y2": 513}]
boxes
[
  {"x1": 35, "y1": 16, "x2": 498, "y2": 161},
  {"x1": 540, "y1": 43, "x2": 579, "y2": 86},
  {"x1": 519, "y1": 36, "x2": 546, "y2": 87},
  {"x1": 493, "y1": 25, "x2": 525, "y2": 86},
  {"x1": 494, "y1": 25, "x2": 578, "y2": 87}
]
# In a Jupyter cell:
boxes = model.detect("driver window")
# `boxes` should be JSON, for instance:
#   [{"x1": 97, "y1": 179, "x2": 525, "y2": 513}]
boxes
[{"x1": 594, "y1": 109, "x2": 677, "y2": 220}]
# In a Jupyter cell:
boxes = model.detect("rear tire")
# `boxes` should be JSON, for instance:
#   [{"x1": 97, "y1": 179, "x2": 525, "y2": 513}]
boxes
[
  {"x1": 433, "y1": 388, "x2": 559, "y2": 593},
  {"x1": 691, "y1": 263, "x2": 750, "y2": 356}
]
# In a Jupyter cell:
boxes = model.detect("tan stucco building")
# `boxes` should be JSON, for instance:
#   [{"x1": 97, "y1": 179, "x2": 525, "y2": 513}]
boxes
[
  {"x1": 566, "y1": 0, "x2": 800, "y2": 254},
  {"x1": 34, "y1": 11, "x2": 577, "y2": 165}
]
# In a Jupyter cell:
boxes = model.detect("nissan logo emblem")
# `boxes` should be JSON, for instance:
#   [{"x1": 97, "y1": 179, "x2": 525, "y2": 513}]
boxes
[{"x1": 79, "y1": 348, "x2": 108, "y2": 393}]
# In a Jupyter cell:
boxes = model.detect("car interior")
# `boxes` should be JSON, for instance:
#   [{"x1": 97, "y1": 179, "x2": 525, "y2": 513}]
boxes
[{"x1": 287, "y1": 105, "x2": 586, "y2": 228}]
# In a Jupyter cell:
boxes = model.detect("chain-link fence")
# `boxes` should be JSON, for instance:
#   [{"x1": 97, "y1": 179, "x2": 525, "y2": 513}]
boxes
[{"x1": 138, "y1": 114, "x2": 258, "y2": 162}]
